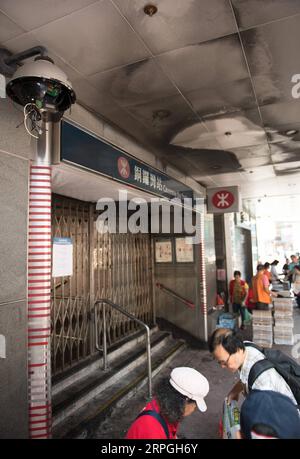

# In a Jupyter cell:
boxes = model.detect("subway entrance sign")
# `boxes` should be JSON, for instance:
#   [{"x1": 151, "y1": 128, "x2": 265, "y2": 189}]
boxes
[{"x1": 206, "y1": 186, "x2": 241, "y2": 213}]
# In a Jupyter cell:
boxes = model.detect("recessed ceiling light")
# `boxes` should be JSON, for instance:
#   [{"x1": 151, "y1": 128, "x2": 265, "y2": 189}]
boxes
[
  {"x1": 144, "y1": 4, "x2": 158, "y2": 16},
  {"x1": 285, "y1": 129, "x2": 298, "y2": 136}
]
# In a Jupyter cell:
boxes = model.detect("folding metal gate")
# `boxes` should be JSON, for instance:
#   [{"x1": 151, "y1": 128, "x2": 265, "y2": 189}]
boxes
[{"x1": 51, "y1": 194, "x2": 153, "y2": 376}]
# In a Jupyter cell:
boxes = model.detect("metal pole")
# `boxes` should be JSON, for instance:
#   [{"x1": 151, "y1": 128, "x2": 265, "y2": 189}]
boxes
[
  {"x1": 102, "y1": 303, "x2": 108, "y2": 371},
  {"x1": 145, "y1": 325, "x2": 152, "y2": 399}
]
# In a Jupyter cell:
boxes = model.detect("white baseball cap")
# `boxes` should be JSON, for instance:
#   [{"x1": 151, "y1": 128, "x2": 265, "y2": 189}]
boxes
[{"x1": 169, "y1": 367, "x2": 209, "y2": 412}]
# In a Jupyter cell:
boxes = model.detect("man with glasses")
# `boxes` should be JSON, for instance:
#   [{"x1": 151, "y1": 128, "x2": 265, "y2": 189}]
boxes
[{"x1": 208, "y1": 328, "x2": 297, "y2": 406}]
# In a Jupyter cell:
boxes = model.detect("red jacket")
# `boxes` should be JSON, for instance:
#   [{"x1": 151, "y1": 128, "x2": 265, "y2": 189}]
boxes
[
  {"x1": 125, "y1": 399, "x2": 178, "y2": 439},
  {"x1": 229, "y1": 279, "x2": 248, "y2": 304}
]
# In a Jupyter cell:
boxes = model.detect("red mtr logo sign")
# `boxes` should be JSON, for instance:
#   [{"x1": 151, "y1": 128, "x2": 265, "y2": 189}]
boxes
[
  {"x1": 207, "y1": 186, "x2": 240, "y2": 213},
  {"x1": 212, "y1": 190, "x2": 235, "y2": 209},
  {"x1": 117, "y1": 157, "x2": 130, "y2": 179}
]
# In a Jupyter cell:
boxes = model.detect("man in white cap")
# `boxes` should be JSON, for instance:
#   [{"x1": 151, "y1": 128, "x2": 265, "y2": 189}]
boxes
[{"x1": 125, "y1": 367, "x2": 209, "y2": 439}]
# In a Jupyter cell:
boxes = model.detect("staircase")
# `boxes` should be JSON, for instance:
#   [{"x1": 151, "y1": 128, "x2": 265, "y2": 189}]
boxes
[{"x1": 52, "y1": 326, "x2": 186, "y2": 438}]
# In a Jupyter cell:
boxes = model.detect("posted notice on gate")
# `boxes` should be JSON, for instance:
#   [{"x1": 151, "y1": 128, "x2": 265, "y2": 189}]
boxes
[{"x1": 52, "y1": 237, "x2": 73, "y2": 277}]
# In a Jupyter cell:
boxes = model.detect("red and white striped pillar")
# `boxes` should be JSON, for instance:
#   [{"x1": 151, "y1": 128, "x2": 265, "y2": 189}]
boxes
[
  {"x1": 199, "y1": 213, "x2": 208, "y2": 342},
  {"x1": 28, "y1": 164, "x2": 52, "y2": 438}
]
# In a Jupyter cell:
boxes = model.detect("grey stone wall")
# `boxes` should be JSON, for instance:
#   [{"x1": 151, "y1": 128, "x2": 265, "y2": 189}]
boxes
[
  {"x1": 0, "y1": 98, "x2": 30, "y2": 438},
  {"x1": 154, "y1": 213, "x2": 217, "y2": 342}
]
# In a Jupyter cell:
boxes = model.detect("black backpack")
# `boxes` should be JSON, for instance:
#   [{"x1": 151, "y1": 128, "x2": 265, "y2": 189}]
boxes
[{"x1": 245, "y1": 342, "x2": 300, "y2": 405}]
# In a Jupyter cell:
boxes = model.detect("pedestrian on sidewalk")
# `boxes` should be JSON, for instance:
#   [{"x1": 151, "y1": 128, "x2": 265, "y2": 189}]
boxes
[
  {"x1": 208, "y1": 328, "x2": 297, "y2": 407},
  {"x1": 251, "y1": 264, "x2": 272, "y2": 310},
  {"x1": 292, "y1": 265, "x2": 300, "y2": 308},
  {"x1": 270, "y1": 260, "x2": 280, "y2": 282},
  {"x1": 229, "y1": 271, "x2": 249, "y2": 330},
  {"x1": 125, "y1": 367, "x2": 209, "y2": 439}
]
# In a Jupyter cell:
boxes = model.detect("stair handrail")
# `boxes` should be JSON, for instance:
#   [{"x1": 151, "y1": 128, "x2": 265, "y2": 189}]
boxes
[
  {"x1": 156, "y1": 282, "x2": 195, "y2": 309},
  {"x1": 94, "y1": 299, "x2": 152, "y2": 398}
]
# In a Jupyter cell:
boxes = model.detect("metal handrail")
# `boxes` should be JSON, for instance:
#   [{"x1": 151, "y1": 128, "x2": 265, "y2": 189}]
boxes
[
  {"x1": 94, "y1": 299, "x2": 152, "y2": 398},
  {"x1": 156, "y1": 282, "x2": 195, "y2": 309}
]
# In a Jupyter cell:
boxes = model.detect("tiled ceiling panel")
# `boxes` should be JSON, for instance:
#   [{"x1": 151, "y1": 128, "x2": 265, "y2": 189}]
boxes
[
  {"x1": 0, "y1": 11, "x2": 25, "y2": 42},
  {"x1": 229, "y1": 144, "x2": 271, "y2": 159},
  {"x1": 31, "y1": 0, "x2": 151, "y2": 76},
  {"x1": 185, "y1": 78, "x2": 256, "y2": 118},
  {"x1": 124, "y1": 94, "x2": 198, "y2": 142},
  {"x1": 274, "y1": 160, "x2": 300, "y2": 175},
  {"x1": 0, "y1": 0, "x2": 98, "y2": 31},
  {"x1": 112, "y1": 0, "x2": 237, "y2": 55},
  {"x1": 88, "y1": 58, "x2": 178, "y2": 107},
  {"x1": 238, "y1": 156, "x2": 271, "y2": 169},
  {"x1": 241, "y1": 15, "x2": 300, "y2": 105},
  {"x1": 156, "y1": 34, "x2": 250, "y2": 93},
  {"x1": 232, "y1": 0, "x2": 300, "y2": 30},
  {"x1": 260, "y1": 101, "x2": 300, "y2": 128}
]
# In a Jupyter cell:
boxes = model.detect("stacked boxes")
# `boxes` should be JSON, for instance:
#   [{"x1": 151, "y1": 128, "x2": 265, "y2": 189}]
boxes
[
  {"x1": 252, "y1": 310, "x2": 273, "y2": 348},
  {"x1": 273, "y1": 297, "x2": 294, "y2": 345}
]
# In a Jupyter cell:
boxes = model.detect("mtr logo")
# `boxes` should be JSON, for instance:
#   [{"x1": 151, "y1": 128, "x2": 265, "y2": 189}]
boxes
[{"x1": 212, "y1": 190, "x2": 235, "y2": 209}]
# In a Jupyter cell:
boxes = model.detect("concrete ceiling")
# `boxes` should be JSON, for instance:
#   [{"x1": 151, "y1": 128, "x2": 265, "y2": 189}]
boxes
[{"x1": 1, "y1": 0, "x2": 300, "y2": 199}]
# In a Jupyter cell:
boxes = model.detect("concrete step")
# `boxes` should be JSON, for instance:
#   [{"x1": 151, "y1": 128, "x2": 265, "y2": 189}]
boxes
[
  {"x1": 52, "y1": 329, "x2": 172, "y2": 428},
  {"x1": 52, "y1": 334, "x2": 186, "y2": 438},
  {"x1": 52, "y1": 325, "x2": 159, "y2": 397}
]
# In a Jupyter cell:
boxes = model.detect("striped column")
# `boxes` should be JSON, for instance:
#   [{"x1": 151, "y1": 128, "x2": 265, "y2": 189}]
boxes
[
  {"x1": 28, "y1": 164, "x2": 52, "y2": 439},
  {"x1": 199, "y1": 213, "x2": 208, "y2": 342}
]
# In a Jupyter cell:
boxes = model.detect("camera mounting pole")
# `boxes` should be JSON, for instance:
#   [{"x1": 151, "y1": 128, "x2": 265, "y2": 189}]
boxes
[{"x1": 0, "y1": 46, "x2": 49, "y2": 76}]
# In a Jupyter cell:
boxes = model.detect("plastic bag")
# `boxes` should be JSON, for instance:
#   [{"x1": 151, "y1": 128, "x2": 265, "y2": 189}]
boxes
[
  {"x1": 221, "y1": 399, "x2": 241, "y2": 439},
  {"x1": 243, "y1": 307, "x2": 252, "y2": 325}
]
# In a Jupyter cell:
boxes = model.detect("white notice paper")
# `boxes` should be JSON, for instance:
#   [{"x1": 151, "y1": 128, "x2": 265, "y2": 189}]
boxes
[
  {"x1": 0, "y1": 335, "x2": 6, "y2": 359},
  {"x1": 52, "y1": 237, "x2": 73, "y2": 277}
]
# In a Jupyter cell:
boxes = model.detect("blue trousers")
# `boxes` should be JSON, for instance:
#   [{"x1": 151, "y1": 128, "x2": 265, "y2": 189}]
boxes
[{"x1": 232, "y1": 303, "x2": 245, "y2": 324}]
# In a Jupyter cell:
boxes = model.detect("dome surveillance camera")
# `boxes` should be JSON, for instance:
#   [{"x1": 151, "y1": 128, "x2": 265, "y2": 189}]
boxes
[{"x1": 6, "y1": 56, "x2": 76, "y2": 115}]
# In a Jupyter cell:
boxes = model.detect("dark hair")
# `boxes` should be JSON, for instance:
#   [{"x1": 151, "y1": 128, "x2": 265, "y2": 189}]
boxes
[
  {"x1": 154, "y1": 378, "x2": 192, "y2": 424},
  {"x1": 208, "y1": 328, "x2": 245, "y2": 354},
  {"x1": 234, "y1": 270, "x2": 241, "y2": 277},
  {"x1": 264, "y1": 262, "x2": 270, "y2": 269},
  {"x1": 271, "y1": 260, "x2": 279, "y2": 265},
  {"x1": 257, "y1": 264, "x2": 264, "y2": 271}
]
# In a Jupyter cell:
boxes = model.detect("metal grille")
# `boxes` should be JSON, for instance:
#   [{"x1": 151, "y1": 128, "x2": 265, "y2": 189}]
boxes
[
  {"x1": 51, "y1": 194, "x2": 153, "y2": 376},
  {"x1": 94, "y1": 231, "x2": 153, "y2": 347},
  {"x1": 51, "y1": 195, "x2": 91, "y2": 376}
]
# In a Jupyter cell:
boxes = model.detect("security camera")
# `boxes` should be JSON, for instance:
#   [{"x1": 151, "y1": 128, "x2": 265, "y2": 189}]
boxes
[
  {"x1": 6, "y1": 57, "x2": 76, "y2": 116},
  {"x1": 0, "y1": 46, "x2": 76, "y2": 118}
]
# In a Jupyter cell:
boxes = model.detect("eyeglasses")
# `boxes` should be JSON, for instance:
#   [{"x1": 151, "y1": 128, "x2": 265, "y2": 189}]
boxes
[{"x1": 217, "y1": 353, "x2": 232, "y2": 367}]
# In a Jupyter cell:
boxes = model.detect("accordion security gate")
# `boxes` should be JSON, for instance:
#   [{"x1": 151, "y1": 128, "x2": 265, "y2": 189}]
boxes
[{"x1": 51, "y1": 195, "x2": 153, "y2": 377}]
